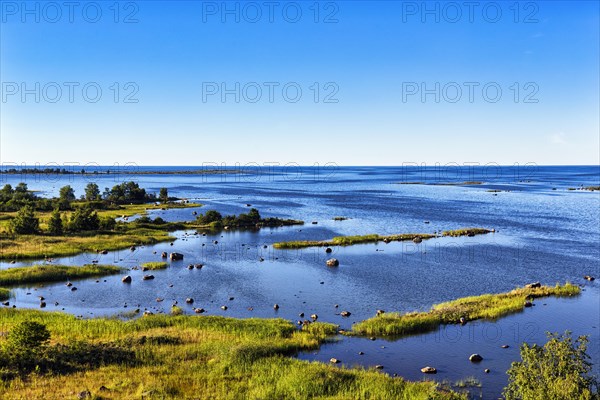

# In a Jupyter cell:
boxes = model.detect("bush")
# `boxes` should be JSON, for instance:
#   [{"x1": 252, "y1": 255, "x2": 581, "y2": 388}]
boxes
[
  {"x1": 47, "y1": 209, "x2": 63, "y2": 235},
  {"x1": 99, "y1": 215, "x2": 116, "y2": 230},
  {"x1": 67, "y1": 205, "x2": 100, "y2": 232},
  {"x1": 504, "y1": 331, "x2": 599, "y2": 400},
  {"x1": 8, "y1": 205, "x2": 39, "y2": 234},
  {"x1": 5, "y1": 321, "x2": 50, "y2": 352}
]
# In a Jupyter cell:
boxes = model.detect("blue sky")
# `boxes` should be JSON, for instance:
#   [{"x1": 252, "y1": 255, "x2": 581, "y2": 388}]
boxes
[{"x1": 1, "y1": 1, "x2": 598, "y2": 166}]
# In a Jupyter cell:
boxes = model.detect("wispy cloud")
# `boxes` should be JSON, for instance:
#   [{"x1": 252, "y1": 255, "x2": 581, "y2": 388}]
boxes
[{"x1": 550, "y1": 132, "x2": 567, "y2": 145}]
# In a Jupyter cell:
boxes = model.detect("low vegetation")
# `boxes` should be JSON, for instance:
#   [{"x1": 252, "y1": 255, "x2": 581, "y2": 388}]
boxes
[
  {"x1": 196, "y1": 208, "x2": 303, "y2": 230},
  {"x1": 274, "y1": 233, "x2": 437, "y2": 249},
  {"x1": 352, "y1": 283, "x2": 580, "y2": 337},
  {"x1": 0, "y1": 265, "x2": 122, "y2": 286},
  {"x1": 141, "y1": 262, "x2": 168, "y2": 270},
  {"x1": 441, "y1": 228, "x2": 493, "y2": 237},
  {"x1": 0, "y1": 310, "x2": 462, "y2": 399}
]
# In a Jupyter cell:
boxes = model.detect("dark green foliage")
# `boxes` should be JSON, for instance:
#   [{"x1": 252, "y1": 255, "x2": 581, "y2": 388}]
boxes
[
  {"x1": 197, "y1": 210, "x2": 223, "y2": 224},
  {"x1": 58, "y1": 185, "x2": 76, "y2": 210},
  {"x1": 159, "y1": 187, "x2": 169, "y2": 203},
  {"x1": 504, "y1": 332, "x2": 599, "y2": 400},
  {"x1": 8, "y1": 204, "x2": 39, "y2": 234},
  {"x1": 104, "y1": 181, "x2": 154, "y2": 204},
  {"x1": 99, "y1": 215, "x2": 116, "y2": 231},
  {"x1": 67, "y1": 205, "x2": 100, "y2": 232},
  {"x1": 197, "y1": 208, "x2": 300, "y2": 230},
  {"x1": 84, "y1": 183, "x2": 100, "y2": 201},
  {"x1": 47, "y1": 209, "x2": 64, "y2": 235}
]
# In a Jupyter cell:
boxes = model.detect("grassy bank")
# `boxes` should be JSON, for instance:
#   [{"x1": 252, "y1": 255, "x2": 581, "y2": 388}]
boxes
[
  {"x1": 0, "y1": 288, "x2": 9, "y2": 301},
  {"x1": 0, "y1": 265, "x2": 123, "y2": 286},
  {"x1": 274, "y1": 233, "x2": 439, "y2": 249},
  {"x1": 142, "y1": 262, "x2": 168, "y2": 270},
  {"x1": 441, "y1": 228, "x2": 493, "y2": 237},
  {"x1": 0, "y1": 229, "x2": 174, "y2": 261},
  {"x1": 0, "y1": 310, "x2": 462, "y2": 399},
  {"x1": 352, "y1": 283, "x2": 579, "y2": 337}
]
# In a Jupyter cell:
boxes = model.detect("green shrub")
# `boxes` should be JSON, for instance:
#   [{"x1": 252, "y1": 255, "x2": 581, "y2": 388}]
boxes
[{"x1": 504, "y1": 332, "x2": 599, "y2": 400}]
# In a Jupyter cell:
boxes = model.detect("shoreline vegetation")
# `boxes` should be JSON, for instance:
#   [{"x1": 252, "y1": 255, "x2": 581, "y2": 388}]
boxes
[
  {"x1": 0, "y1": 182, "x2": 303, "y2": 261},
  {"x1": 0, "y1": 310, "x2": 462, "y2": 400},
  {"x1": 273, "y1": 228, "x2": 492, "y2": 249},
  {"x1": 351, "y1": 283, "x2": 580, "y2": 337},
  {"x1": 0, "y1": 168, "x2": 246, "y2": 176}
]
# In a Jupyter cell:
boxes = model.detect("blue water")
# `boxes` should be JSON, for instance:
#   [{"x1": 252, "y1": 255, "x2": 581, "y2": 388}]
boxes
[{"x1": 1, "y1": 166, "x2": 599, "y2": 398}]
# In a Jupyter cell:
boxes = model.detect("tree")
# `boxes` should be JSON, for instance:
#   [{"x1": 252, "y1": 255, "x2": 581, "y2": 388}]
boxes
[
  {"x1": 8, "y1": 205, "x2": 39, "y2": 234},
  {"x1": 47, "y1": 209, "x2": 63, "y2": 235},
  {"x1": 198, "y1": 210, "x2": 222, "y2": 224},
  {"x1": 67, "y1": 205, "x2": 99, "y2": 232},
  {"x1": 14, "y1": 183, "x2": 28, "y2": 193},
  {"x1": 58, "y1": 185, "x2": 76, "y2": 209},
  {"x1": 84, "y1": 183, "x2": 100, "y2": 201},
  {"x1": 159, "y1": 187, "x2": 169, "y2": 203},
  {"x1": 504, "y1": 332, "x2": 599, "y2": 400}
]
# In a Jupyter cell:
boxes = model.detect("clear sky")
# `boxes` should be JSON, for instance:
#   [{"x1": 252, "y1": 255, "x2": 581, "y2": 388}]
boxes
[{"x1": 1, "y1": 0, "x2": 598, "y2": 166}]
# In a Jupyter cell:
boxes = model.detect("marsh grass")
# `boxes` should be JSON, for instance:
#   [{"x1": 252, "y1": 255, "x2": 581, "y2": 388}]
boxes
[
  {"x1": 0, "y1": 265, "x2": 123, "y2": 286},
  {"x1": 352, "y1": 283, "x2": 580, "y2": 337},
  {"x1": 0, "y1": 310, "x2": 462, "y2": 399},
  {"x1": 273, "y1": 233, "x2": 437, "y2": 249},
  {"x1": 142, "y1": 262, "x2": 168, "y2": 270},
  {"x1": 441, "y1": 228, "x2": 492, "y2": 237},
  {"x1": 0, "y1": 288, "x2": 10, "y2": 301}
]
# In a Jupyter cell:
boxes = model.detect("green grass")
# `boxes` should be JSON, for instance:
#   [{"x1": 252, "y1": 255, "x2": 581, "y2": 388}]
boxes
[
  {"x1": 0, "y1": 310, "x2": 462, "y2": 399},
  {"x1": 352, "y1": 283, "x2": 580, "y2": 337},
  {"x1": 273, "y1": 233, "x2": 437, "y2": 249},
  {"x1": 142, "y1": 262, "x2": 168, "y2": 270},
  {"x1": 0, "y1": 265, "x2": 123, "y2": 286},
  {"x1": 441, "y1": 228, "x2": 493, "y2": 237},
  {"x1": 0, "y1": 288, "x2": 10, "y2": 301}
]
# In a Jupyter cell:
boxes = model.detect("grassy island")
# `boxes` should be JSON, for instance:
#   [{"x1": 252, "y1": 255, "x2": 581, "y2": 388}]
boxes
[
  {"x1": 0, "y1": 310, "x2": 462, "y2": 399},
  {"x1": 352, "y1": 283, "x2": 579, "y2": 337}
]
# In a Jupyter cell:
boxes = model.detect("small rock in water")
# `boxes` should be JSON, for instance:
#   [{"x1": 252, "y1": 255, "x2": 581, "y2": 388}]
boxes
[
  {"x1": 326, "y1": 258, "x2": 339, "y2": 267},
  {"x1": 330, "y1": 358, "x2": 339, "y2": 364},
  {"x1": 376, "y1": 309, "x2": 385, "y2": 316},
  {"x1": 273, "y1": 304, "x2": 279, "y2": 310},
  {"x1": 310, "y1": 314, "x2": 318, "y2": 321},
  {"x1": 524, "y1": 301, "x2": 533, "y2": 307},
  {"x1": 469, "y1": 354, "x2": 483, "y2": 362},
  {"x1": 340, "y1": 311, "x2": 351, "y2": 317},
  {"x1": 584, "y1": 275, "x2": 595, "y2": 281},
  {"x1": 501, "y1": 344, "x2": 510, "y2": 348},
  {"x1": 374, "y1": 365, "x2": 384, "y2": 370},
  {"x1": 358, "y1": 351, "x2": 364, "y2": 355},
  {"x1": 186, "y1": 298, "x2": 194, "y2": 304},
  {"x1": 525, "y1": 282, "x2": 541, "y2": 289},
  {"x1": 71, "y1": 287, "x2": 77, "y2": 291},
  {"x1": 484, "y1": 368, "x2": 490, "y2": 373},
  {"x1": 421, "y1": 366, "x2": 437, "y2": 374},
  {"x1": 221, "y1": 305, "x2": 228, "y2": 310}
]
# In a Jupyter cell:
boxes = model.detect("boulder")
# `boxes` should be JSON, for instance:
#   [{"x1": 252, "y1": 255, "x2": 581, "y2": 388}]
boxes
[
  {"x1": 100, "y1": 250, "x2": 108, "y2": 255},
  {"x1": 374, "y1": 365, "x2": 384, "y2": 369},
  {"x1": 273, "y1": 304, "x2": 279, "y2": 310},
  {"x1": 310, "y1": 314, "x2": 318, "y2": 321},
  {"x1": 469, "y1": 354, "x2": 483, "y2": 362},
  {"x1": 143, "y1": 275, "x2": 155, "y2": 280},
  {"x1": 122, "y1": 275, "x2": 132, "y2": 283},
  {"x1": 484, "y1": 368, "x2": 490, "y2": 373},
  {"x1": 330, "y1": 358, "x2": 339, "y2": 364},
  {"x1": 525, "y1": 282, "x2": 541, "y2": 289},
  {"x1": 170, "y1": 253, "x2": 184, "y2": 261},
  {"x1": 584, "y1": 275, "x2": 595, "y2": 281},
  {"x1": 186, "y1": 298, "x2": 194, "y2": 304},
  {"x1": 459, "y1": 317, "x2": 466, "y2": 325},
  {"x1": 194, "y1": 308, "x2": 205, "y2": 313},
  {"x1": 221, "y1": 305, "x2": 228, "y2": 310},
  {"x1": 376, "y1": 309, "x2": 385, "y2": 316},
  {"x1": 412, "y1": 236, "x2": 422, "y2": 243},
  {"x1": 421, "y1": 366, "x2": 437, "y2": 374},
  {"x1": 325, "y1": 247, "x2": 333, "y2": 253},
  {"x1": 524, "y1": 301, "x2": 533, "y2": 307},
  {"x1": 340, "y1": 311, "x2": 351, "y2": 317},
  {"x1": 161, "y1": 252, "x2": 168, "y2": 258},
  {"x1": 326, "y1": 258, "x2": 339, "y2": 267}
]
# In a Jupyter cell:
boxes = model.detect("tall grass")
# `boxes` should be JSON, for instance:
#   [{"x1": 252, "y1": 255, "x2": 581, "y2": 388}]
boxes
[
  {"x1": 0, "y1": 288, "x2": 10, "y2": 301},
  {"x1": 0, "y1": 310, "x2": 463, "y2": 399},
  {"x1": 352, "y1": 283, "x2": 580, "y2": 337},
  {"x1": 0, "y1": 265, "x2": 123, "y2": 286},
  {"x1": 142, "y1": 262, "x2": 168, "y2": 270}
]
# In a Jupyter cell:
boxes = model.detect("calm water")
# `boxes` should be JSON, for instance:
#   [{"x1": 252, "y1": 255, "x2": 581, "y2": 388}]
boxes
[{"x1": 1, "y1": 166, "x2": 599, "y2": 398}]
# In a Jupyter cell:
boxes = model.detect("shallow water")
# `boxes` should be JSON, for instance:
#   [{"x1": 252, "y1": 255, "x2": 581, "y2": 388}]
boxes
[{"x1": 1, "y1": 166, "x2": 599, "y2": 398}]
